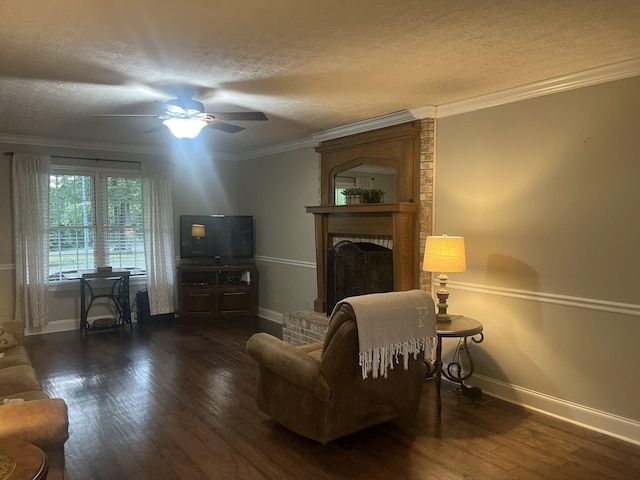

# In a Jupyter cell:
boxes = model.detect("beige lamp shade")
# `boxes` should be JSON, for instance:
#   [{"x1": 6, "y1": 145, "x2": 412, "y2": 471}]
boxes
[
  {"x1": 191, "y1": 224, "x2": 206, "y2": 238},
  {"x1": 423, "y1": 235, "x2": 466, "y2": 273}
]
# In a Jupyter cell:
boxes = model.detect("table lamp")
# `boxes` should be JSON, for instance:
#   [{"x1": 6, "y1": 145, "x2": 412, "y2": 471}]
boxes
[
  {"x1": 191, "y1": 224, "x2": 206, "y2": 240},
  {"x1": 423, "y1": 234, "x2": 466, "y2": 323},
  {"x1": 191, "y1": 224, "x2": 206, "y2": 255}
]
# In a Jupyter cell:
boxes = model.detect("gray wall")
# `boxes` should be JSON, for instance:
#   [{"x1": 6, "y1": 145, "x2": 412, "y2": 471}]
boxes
[
  {"x1": 435, "y1": 76, "x2": 640, "y2": 430},
  {"x1": 233, "y1": 147, "x2": 319, "y2": 317},
  {"x1": 171, "y1": 151, "x2": 242, "y2": 238}
]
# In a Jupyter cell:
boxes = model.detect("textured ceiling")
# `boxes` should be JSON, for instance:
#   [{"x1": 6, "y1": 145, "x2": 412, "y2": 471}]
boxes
[{"x1": 1, "y1": 0, "x2": 639, "y2": 157}]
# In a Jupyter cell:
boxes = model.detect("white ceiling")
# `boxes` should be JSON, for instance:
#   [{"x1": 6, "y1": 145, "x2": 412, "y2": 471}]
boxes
[{"x1": 1, "y1": 0, "x2": 639, "y2": 158}]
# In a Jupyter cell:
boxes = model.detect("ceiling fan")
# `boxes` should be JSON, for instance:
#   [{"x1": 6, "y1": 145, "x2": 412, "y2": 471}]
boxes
[{"x1": 92, "y1": 92, "x2": 268, "y2": 139}]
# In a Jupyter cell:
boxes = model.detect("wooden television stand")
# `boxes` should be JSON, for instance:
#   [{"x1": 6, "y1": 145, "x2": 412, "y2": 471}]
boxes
[{"x1": 177, "y1": 263, "x2": 258, "y2": 323}]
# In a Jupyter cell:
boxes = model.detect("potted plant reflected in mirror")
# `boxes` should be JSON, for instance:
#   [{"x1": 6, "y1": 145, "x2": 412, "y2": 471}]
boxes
[
  {"x1": 364, "y1": 188, "x2": 386, "y2": 204},
  {"x1": 342, "y1": 187, "x2": 367, "y2": 205}
]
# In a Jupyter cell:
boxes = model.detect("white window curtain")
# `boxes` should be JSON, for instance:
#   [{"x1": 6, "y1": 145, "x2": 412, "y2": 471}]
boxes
[
  {"x1": 356, "y1": 177, "x2": 373, "y2": 190},
  {"x1": 141, "y1": 161, "x2": 176, "y2": 315},
  {"x1": 12, "y1": 153, "x2": 51, "y2": 328}
]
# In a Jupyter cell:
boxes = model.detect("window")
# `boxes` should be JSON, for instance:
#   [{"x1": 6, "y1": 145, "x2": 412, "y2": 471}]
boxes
[
  {"x1": 334, "y1": 176, "x2": 355, "y2": 206},
  {"x1": 49, "y1": 167, "x2": 146, "y2": 281}
]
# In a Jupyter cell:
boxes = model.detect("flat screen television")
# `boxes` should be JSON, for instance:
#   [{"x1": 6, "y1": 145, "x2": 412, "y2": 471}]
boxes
[{"x1": 180, "y1": 215, "x2": 254, "y2": 263}]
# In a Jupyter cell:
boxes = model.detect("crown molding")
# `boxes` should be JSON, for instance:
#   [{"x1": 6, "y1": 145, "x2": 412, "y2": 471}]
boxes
[
  {"x1": 246, "y1": 59, "x2": 640, "y2": 155},
  {"x1": 208, "y1": 151, "x2": 240, "y2": 162},
  {"x1": 3, "y1": 59, "x2": 638, "y2": 161},
  {"x1": 436, "y1": 57, "x2": 640, "y2": 118},
  {"x1": 408, "y1": 105, "x2": 437, "y2": 119},
  {"x1": 237, "y1": 110, "x2": 427, "y2": 160},
  {"x1": 0, "y1": 133, "x2": 168, "y2": 158},
  {"x1": 235, "y1": 108, "x2": 439, "y2": 159},
  {"x1": 232, "y1": 136, "x2": 318, "y2": 161},
  {"x1": 311, "y1": 110, "x2": 417, "y2": 143}
]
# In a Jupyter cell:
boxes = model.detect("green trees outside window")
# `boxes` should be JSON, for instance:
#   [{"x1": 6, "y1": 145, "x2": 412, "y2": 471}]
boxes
[{"x1": 49, "y1": 172, "x2": 146, "y2": 281}]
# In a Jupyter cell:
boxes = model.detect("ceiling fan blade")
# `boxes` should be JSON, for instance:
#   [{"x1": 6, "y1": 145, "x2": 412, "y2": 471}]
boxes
[
  {"x1": 91, "y1": 114, "x2": 159, "y2": 117},
  {"x1": 163, "y1": 103, "x2": 187, "y2": 116},
  {"x1": 208, "y1": 121, "x2": 245, "y2": 134},
  {"x1": 210, "y1": 111, "x2": 268, "y2": 121}
]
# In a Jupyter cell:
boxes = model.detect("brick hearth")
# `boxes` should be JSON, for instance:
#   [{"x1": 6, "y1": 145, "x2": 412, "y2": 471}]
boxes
[{"x1": 282, "y1": 311, "x2": 329, "y2": 346}]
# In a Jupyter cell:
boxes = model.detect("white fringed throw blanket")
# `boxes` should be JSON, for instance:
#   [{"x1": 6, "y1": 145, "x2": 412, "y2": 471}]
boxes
[{"x1": 331, "y1": 289, "x2": 436, "y2": 379}]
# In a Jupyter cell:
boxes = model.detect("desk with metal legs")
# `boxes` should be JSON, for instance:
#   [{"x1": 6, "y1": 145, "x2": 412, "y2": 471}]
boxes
[{"x1": 80, "y1": 270, "x2": 131, "y2": 334}]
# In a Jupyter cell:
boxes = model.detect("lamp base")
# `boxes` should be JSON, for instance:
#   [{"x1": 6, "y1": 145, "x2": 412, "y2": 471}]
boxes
[
  {"x1": 435, "y1": 290, "x2": 463, "y2": 323},
  {"x1": 436, "y1": 313, "x2": 464, "y2": 324},
  {"x1": 436, "y1": 290, "x2": 450, "y2": 315}
]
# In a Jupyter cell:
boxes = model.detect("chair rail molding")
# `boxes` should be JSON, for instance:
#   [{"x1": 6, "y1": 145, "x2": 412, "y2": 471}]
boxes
[
  {"x1": 448, "y1": 281, "x2": 640, "y2": 317},
  {"x1": 255, "y1": 255, "x2": 316, "y2": 269}
]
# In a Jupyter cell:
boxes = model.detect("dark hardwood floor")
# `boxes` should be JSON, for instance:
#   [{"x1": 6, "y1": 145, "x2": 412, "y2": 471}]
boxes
[{"x1": 25, "y1": 318, "x2": 640, "y2": 480}]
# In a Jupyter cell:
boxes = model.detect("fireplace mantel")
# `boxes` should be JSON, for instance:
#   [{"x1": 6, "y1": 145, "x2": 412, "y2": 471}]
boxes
[
  {"x1": 306, "y1": 202, "x2": 418, "y2": 312},
  {"x1": 306, "y1": 203, "x2": 417, "y2": 215}
]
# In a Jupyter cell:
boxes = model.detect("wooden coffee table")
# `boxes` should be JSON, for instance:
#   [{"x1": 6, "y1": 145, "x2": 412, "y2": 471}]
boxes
[{"x1": 0, "y1": 438, "x2": 48, "y2": 480}]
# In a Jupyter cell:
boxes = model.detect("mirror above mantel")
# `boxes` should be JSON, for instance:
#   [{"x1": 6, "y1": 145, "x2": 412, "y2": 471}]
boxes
[{"x1": 334, "y1": 164, "x2": 397, "y2": 204}]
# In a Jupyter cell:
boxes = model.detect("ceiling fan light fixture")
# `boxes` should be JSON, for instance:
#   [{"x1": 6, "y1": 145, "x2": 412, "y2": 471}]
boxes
[
  {"x1": 162, "y1": 118, "x2": 208, "y2": 139},
  {"x1": 166, "y1": 97, "x2": 205, "y2": 113}
]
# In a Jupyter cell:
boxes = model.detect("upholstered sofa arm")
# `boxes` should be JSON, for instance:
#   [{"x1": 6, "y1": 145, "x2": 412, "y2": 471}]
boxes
[
  {"x1": 1, "y1": 321, "x2": 25, "y2": 344},
  {"x1": 298, "y1": 341, "x2": 323, "y2": 354},
  {"x1": 247, "y1": 333, "x2": 321, "y2": 390},
  {"x1": 0, "y1": 398, "x2": 69, "y2": 449}
]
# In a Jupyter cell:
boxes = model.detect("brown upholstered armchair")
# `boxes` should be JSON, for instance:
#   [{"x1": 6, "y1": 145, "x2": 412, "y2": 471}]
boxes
[{"x1": 247, "y1": 290, "x2": 434, "y2": 444}]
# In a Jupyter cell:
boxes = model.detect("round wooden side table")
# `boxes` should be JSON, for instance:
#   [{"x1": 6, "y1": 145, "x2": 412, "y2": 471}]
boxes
[{"x1": 0, "y1": 438, "x2": 48, "y2": 480}]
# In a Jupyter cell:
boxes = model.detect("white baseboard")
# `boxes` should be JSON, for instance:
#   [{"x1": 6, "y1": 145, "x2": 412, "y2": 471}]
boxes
[
  {"x1": 257, "y1": 307, "x2": 283, "y2": 324},
  {"x1": 26, "y1": 318, "x2": 78, "y2": 335},
  {"x1": 26, "y1": 316, "x2": 139, "y2": 335},
  {"x1": 469, "y1": 374, "x2": 640, "y2": 446},
  {"x1": 31, "y1": 310, "x2": 282, "y2": 335}
]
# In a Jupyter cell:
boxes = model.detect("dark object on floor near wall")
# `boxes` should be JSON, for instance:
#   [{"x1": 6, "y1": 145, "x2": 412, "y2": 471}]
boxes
[{"x1": 136, "y1": 289, "x2": 175, "y2": 323}]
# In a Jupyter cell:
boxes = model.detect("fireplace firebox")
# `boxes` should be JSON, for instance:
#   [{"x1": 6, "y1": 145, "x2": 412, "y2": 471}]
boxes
[{"x1": 327, "y1": 241, "x2": 393, "y2": 315}]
